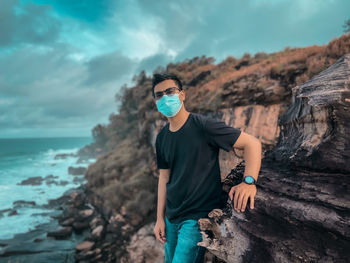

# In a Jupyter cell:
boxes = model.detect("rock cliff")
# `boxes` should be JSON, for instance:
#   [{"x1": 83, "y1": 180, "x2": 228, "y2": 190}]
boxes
[
  {"x1": 198, "y1": 54, "x2": 350, "y2": 263},
  {"x1": 74, "y1": 34, "x2": 350, "y2": 262}
]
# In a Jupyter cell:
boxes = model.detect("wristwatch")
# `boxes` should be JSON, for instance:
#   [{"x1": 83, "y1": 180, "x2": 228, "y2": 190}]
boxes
[{"x1": 242, "y1": 175, "x2": 256, "y2": 185}]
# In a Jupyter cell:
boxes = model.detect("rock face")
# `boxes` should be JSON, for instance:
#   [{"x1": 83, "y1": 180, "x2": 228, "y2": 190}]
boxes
[
  {"x1": 124, "y1": 222, "x2": 164, "y2": 263},
  {"x1": 76, "y1": 34, "x2": 350, "y2": 262},
  {"x1": 68, "y1": 166, "x2": 87, "y2": 175},
  {"x1": 197, "y1": 55, "x2": 350, "y2": 263},
  {"x1": 270, "y1": 54, "x2": 350, "y2": 172}
]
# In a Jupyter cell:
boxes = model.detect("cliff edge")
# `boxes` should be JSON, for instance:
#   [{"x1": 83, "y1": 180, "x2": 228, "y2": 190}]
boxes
[{"x1": 73, "y1": 34, "x2": 350, "y2": 262}]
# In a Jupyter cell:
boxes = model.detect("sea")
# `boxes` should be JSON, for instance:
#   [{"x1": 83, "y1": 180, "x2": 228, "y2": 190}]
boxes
[{"x1": 0, "y1": 137, "x2": 95, "y2": 240}]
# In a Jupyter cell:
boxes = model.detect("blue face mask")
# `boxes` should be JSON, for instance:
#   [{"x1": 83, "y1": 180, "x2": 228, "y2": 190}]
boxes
[{"x1": 156, "y1": 93, "x2": 183, "y2": 117}]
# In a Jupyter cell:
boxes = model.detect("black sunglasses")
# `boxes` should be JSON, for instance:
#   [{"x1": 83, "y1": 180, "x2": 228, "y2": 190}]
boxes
[{"x1": 154, "y1": 87, "x2": 181, "y2": 100}]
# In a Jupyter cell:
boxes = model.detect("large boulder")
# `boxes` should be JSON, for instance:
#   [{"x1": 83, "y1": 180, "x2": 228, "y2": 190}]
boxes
[
  {"x1": 269, "y1": 54, "x2": 350, "y2": 172},
  {"x1": 198, "y1": 54, "x2": 350, "y2": 263}
]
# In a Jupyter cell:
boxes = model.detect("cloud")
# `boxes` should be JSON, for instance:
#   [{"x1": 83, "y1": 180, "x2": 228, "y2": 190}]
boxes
[
  {"x1": 1, "y1": 0, "x2": 349, "y2": 138},
  {"x1": 83, "y1": 50, "x2": 137, "y2": 86},
  {"x1": 135, "y1": 0, "x2": 350, "y2": 62},
  {"x1": 135, "y1": 53, "x2": 174, "y2": 74},
  {"x1": 0, "y1": 43, "x2": 134, "y2": 137},
  {"x1": 0, "y1": 0, "x2": 61, "y2": 47}
]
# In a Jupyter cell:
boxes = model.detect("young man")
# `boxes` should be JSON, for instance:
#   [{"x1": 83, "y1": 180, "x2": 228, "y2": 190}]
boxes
[{"x1": 152, "y1": 73, "x2": 262, "y2": 263}]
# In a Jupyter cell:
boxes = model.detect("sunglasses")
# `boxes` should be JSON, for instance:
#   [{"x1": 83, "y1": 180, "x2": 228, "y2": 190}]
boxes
[{"x1": 154, "y1": 87, "x2": 181, "y2": 100}]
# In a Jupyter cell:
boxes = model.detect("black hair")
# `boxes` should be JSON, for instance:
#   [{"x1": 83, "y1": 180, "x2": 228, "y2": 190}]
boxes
[{"x1": 152, "y1": 73, "x2": 183, "y2": 98}]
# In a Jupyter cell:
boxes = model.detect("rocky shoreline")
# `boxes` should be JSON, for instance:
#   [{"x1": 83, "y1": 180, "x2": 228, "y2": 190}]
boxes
[
  {"x1": 0, "y1": 179, "x2": 157, "y2": 263},
  {"x1": 0, "y1": 185, "x2": 88, "y2": 263},
  {"x1": 0, "y1": 156, "x2": 96, "y2": 263}
]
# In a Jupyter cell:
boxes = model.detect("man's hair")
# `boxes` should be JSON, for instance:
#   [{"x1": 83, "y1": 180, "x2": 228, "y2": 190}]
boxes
[{"x1": 152, "y1": 73, "x2": 183, "y2": 98}]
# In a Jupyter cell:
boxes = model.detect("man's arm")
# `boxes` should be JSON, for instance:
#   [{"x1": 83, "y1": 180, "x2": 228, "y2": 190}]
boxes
[
  {"x1": 153, "y1": 168, "x2": 170, "y2": 244},
  {"x1": 157, "y1": 168, "x2": 170, "y2": 220},
  {"x1": 229, "y1": 131, "x2": 262, "y2": 212},
  {"x1": 232, "y1": 131, "x2": 262, "y2": 182}
]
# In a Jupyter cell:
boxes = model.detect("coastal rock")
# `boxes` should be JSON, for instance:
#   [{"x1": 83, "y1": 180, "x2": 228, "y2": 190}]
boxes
[
  {"x1": 17, "y1": 176, "x2": 44, "y2": 186},
  {"x1": 91, "y1": 225, "x2": 104, "y2": 239},
  {"x1": 79, "y1": 209, "x2": 94, "y2": 218},
  {"x1": 70, "y1": 191, "x2": 79, "y2": 200},
  {"x1": 47, "y1": 226, "x2": 73, "y2": 239},
  {"x1": 8, "y1": 210, "x2": 18, "y2": 216},
  {"x1": 66, "y1": 192, "x2": 86, "y2": 208},
  {"x1": 75, "y1": 240, "x2": 95, "y2": 251},
  {"x1": 0, "y1": 209, "x2": 11, "y2": 218},
  {"x1": 268, "y1": 54, "x2": 350, "y2": 172},
  {"x1": 75, "y1": 247, "x2": 102, "y2": 262},
  {"x1": 0, "y1": 186, "x2": 88, "y2": 263},
  {"x1": 16, "y1": 174, "x2": 62, "y2": 186},
  {"x1": 198, "y1": 209, "x2": 251, "y2": 262},
  {"x1": 59, "y1": 207, "x2": 80, "y2": 223},
  {"x1": 123, "y1": 222, "x2": 164, "y2": 263},
  {"x1": 60, "y1": 217, "x2": 75, "y2": 226},
  {"x1": 90, "y1": 216, "x2": 105, "y2": 229},
  {"x1": 54, "y1": 153, "x2": 76, "y2": 159},
  {"x1": 68, "y1": 166, "x2": 87, "y2": 175},
  {"x1": 73, "y1": 176, "x2": 85, "y2": 184},
  {"x1": 13, "y1": 200, "x2": 36, "y2": 206},
  {"x1": 197, "y1": 55, "x2": 350, "y2": 262},
  {"x1": 72, "y1": 221, "x2": 90, "y2": 233}
]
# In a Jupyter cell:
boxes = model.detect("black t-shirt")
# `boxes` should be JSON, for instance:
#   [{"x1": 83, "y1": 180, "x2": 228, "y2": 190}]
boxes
[{"x1": 155, "y1": 112, "x2": 241, "y2": 224}]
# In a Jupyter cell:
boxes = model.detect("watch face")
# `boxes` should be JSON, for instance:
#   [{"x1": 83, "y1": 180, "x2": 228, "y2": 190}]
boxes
[{"x1": 245, "y1": 176, "x2": 254, "y2": 184}]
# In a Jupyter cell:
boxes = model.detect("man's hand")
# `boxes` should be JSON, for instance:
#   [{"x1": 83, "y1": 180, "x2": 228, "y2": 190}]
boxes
[
  {"x1": 229, "y1": 182, "x2": 257, "y2": 212},
  {"x1": 153, "y1": 218, "x2": 166, "y2": 244}
]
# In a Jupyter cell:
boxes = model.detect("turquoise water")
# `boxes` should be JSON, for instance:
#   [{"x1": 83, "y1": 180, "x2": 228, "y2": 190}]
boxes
[{"x1": 0, "y1": 137, "x2": 95, "y2": 239}]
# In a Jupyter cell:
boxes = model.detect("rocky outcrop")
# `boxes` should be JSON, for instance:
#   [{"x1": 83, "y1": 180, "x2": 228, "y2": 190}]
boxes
[
  {"x1": 54, "y1": 153, "x2": 77, "y2": 159},
  {"x1": 197, "y1": 54, "x2": 350, "y2": 263},
  {"x1": 123, "y1": 223, "x2": 164, "y2": 263},
  {"x1": 16, "y1": 174, "x2": 69, "y2": 186},
  {"x1": 0, "y1": 186, "x2": 88, "y2": 262},
  {"x1": 68, "y1": 166, "x2": 87, "y2": 175},
  {"x1": 270, "y1": 54, "x2": 350, "y2": 172},
  {"x1": 75, "y1": 34, "x2": 350, "y2": 262}
]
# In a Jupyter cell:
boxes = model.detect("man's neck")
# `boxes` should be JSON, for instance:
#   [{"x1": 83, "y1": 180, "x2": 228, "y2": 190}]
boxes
[{"x1": 168, "y1": 107, "x2": 190, "y2": 132}]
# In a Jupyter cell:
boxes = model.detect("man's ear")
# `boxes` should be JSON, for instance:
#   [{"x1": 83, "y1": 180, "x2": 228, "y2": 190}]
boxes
[{"x1": 181, "y1": 90, "x2": 185, "y2": 101}]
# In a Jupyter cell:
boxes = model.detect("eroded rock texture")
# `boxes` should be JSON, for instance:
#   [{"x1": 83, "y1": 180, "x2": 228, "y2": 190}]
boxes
[
  {"x1": 270, "y1": 54, "x2": 350, "y2": 172},
  {"x1": 198, "y1": 54, "x2": 350, "y2": 263}
]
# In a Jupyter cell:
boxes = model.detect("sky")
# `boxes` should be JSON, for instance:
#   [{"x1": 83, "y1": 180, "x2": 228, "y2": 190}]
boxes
[{"x1": 0, "y1": 0, "x2": 349, "y2": 138}]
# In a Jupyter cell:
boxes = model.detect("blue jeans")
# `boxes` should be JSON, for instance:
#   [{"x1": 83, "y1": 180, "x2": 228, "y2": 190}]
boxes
[{"x1": 164, "y1": 216, "x2": 206, "y2": 263}]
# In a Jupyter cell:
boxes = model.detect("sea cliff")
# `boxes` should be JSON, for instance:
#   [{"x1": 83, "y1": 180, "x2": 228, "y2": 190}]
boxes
[{"x1": 72, "y1": 34, "x2": 350, "y2": 262}]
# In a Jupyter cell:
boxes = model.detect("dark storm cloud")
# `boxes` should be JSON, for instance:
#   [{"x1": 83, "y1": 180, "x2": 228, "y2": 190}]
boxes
[
  {"x1": 83, "y1": 50, "x2": 137, "y2": 86},
  {"x1": 0, "y1": 43, "x2": 132, "y2": 137},
  {"x1": 0, "y1": 43, "x2": 72, "y2": 96},
  {"x1": 0, "y1": 0, "x2": 61, "y2": 47},
  {"x1": 135, "y1": 53, "x2": 173, "y2": 74}
]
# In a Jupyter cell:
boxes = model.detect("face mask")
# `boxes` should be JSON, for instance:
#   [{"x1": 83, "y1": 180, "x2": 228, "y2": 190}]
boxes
[{"x1": 156, "y1": 93, "x2": 183, "y2": 117}]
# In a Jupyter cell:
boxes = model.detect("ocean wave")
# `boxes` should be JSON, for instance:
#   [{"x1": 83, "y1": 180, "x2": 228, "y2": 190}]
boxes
[{"x1": 44, "y1": 148, "x2": 80, "y2": 157}]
